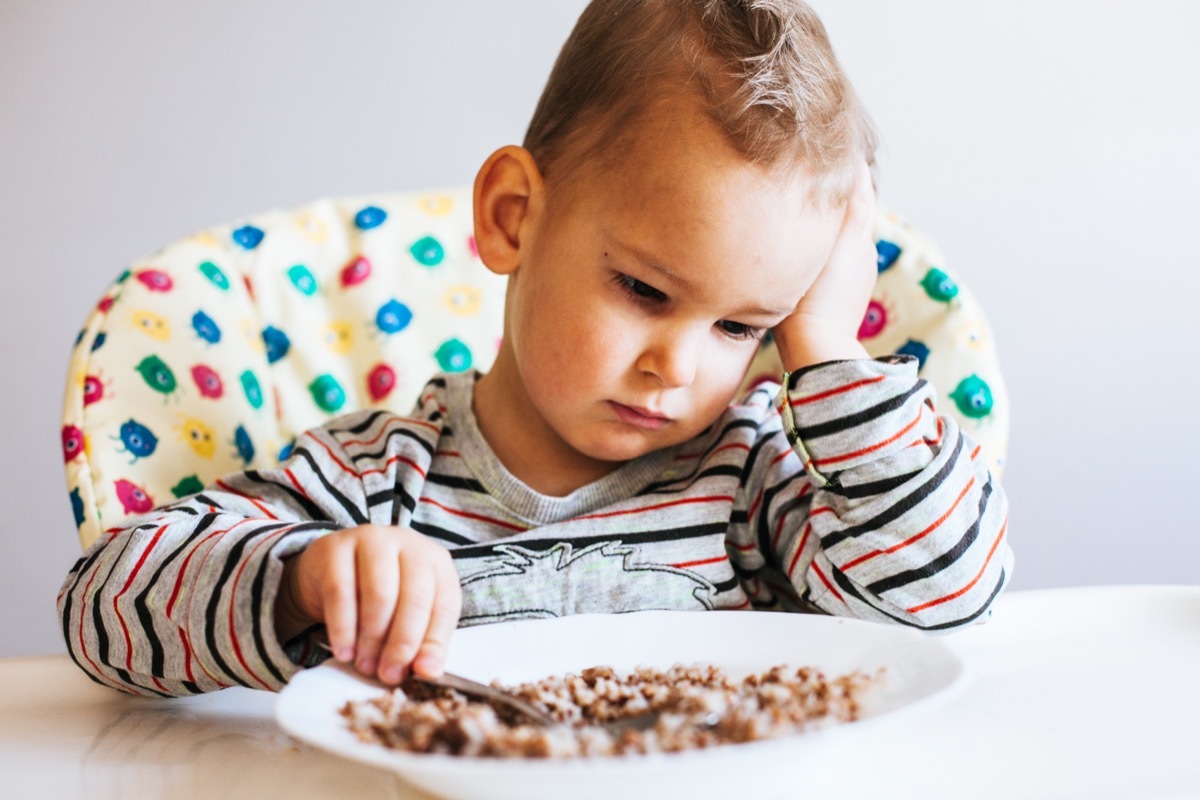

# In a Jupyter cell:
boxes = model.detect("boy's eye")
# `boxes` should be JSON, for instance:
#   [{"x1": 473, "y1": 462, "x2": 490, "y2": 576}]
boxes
[
  {"x1": 613, "y1": 273, "x2": 668, "y2": 303},
  {"x1": 717, "y1": 320, "x2": 765, "y2": 342}
]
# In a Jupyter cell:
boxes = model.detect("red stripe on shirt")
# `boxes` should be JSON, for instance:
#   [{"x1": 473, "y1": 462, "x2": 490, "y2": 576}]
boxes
[
  {"x1": 215, "y1": 480, "x2": 279, "y2": 520},
  {"x1": 811, "y1": 560, "x2": 846, "y2": 604},
  {"x1": 360, "y1": 452, "x2": 428, "y2": 479},
  {"x1": 790, "y1": 375, "x2": 886, "y2": 406},
  {"x1": 841, "y1": 476, "x2": 976, "y2": 571},
  {"x1": 225, "y1": 529, "x2": 288, "y2": 691},
  {"x1": 574, "y1": 495, "x2": 734, "y2": 522},
  {"x1": 166, "y1": 521, "x2": 249, "y2": 619},
  {"x1": 786, "y1": 523, "x2": 813, "y2": 579},
  {"x1": 771, "y1": 487, "x2": 811, "y2": 552},
  {"x1": 907, "y1": 516, "x2": 1009, "y2": 614},
  {"x1": 812, "y1": 406, "x2": 925, "y2": 468},
  {"x1": 114, "y1": 525, "x2": 167, "y2": 672},
  {"x1": 670, "y1": 555, "x2": 728, "y2": 569},
  {"x1": 75, "y1": 557, "x2": 124, "y2": 692},
  {"x1": 419, "y1": 497, "x2": 528, "y2": 532}
]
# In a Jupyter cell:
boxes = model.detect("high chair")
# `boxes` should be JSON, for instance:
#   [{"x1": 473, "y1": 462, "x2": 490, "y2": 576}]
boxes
[{"x1": 61, "y1": 188, "x2": 1008, "y2": 549}]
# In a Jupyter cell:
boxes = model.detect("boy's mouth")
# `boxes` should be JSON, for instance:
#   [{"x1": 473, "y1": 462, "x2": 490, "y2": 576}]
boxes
[{"x1": 607, "y1": 401, "x2": 670, "y2": 431}]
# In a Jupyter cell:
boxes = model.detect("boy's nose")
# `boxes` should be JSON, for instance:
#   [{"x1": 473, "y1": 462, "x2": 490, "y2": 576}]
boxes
[{"x1": 636, "y1": 331, "x2": 702, "y2": 388}]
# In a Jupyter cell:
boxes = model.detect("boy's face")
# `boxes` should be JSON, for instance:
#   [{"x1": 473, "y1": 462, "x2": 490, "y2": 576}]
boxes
[{"x1": 484, "y1": 105, "x2": 843, "y2": 476}]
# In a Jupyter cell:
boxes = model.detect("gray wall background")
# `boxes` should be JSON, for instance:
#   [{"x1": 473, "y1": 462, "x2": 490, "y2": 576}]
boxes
[{"x1": 2, "y1": 1, "x2": 1197, "y2": 657}]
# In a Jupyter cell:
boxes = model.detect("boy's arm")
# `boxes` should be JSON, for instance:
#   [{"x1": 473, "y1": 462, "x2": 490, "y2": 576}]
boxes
[
  {"x1": 733, "y1": 356, "x2": 1011, "y2": 629},
  {"x1": 56, "y1": 423, "x2": 376, "y2": 697}
]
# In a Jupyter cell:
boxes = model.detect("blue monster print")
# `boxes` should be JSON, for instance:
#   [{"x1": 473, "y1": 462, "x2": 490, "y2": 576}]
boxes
[
  {"x1": 876, "y1": 239, "x2": 901, "y2": 272},
  {"x1": 74, "y1": 329, "x2": 85, "y2": 348},
  {"x1": 232, "y1": 424, "x2": 255, "y2": 465},
  {"x1": 375, "y1": 299, "x2": 413, "y2": 334},
  {"x1": 70, "y1": 487, "x2": 84, "y2": 527},
  {"x1": 192, "y1": 310, "x2": 221, "y2": 344},
  {"x1": 114, "y1": 419, "x2": 158, "y2": 463},
  {"x1": 355, "y1": 206, "x2": 388, "y2": 230},
  {"x1": 262, "y1": 326, "x2": 291, "y2": 364},
  {"x1": 91, "y1": 332, "x2": 107, "y2": 352},
  {"x1": 232, "y1": 225, "x2": 265, "y2": 250},
  {"x1": 278, "y1": 438, "x2": 296, "y2": 462},
  {"x1": 895, "y1": 339, "x2": 930, "y2": 371}
]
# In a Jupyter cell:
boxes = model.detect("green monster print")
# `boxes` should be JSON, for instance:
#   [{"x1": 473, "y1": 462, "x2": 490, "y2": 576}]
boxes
[
  {"x1": 435, "y1": 338, "x2": 473, "y2": 372},
  {"x1": 409, "y1": 236, "x2": 445, "y2": 267},
  {"x1": 199, "y1": 261, "x2": 231, "y2": 291},
  {"x1": 135, "y1": 355, "x2": 178, "y2": 398},
  {"x1": 950, "y1": 374, "x2": 994, "y2": 419},
  {"x1": 920, "y1": 268, "x2": 959, "y2": 303},
  {"x1": 287, "y1": 264, "x2": 319, "y2": 296},
  {"x1": 171, "y1": 475, "x2": 205, "y2": 498},
  {"x1": 309, "y1": 374, "x2": 347, "y2": 413},
  {"x1": 240, "y1": 369, "x2": 264, "y2": 410}
]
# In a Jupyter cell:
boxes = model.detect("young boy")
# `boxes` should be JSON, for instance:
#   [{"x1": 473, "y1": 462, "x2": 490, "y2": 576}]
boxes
[{"x1": 59, "y1": 0, "x2": 1011, "y2": 697}]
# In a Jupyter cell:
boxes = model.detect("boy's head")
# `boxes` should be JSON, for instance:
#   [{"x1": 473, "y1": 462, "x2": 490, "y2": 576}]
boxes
[
  {"x1": 525, "y1": 0, "x2": 876, "y2": 207},
  {"x1": 472, "y1": 0, "x2": 876, "y2": 490}
]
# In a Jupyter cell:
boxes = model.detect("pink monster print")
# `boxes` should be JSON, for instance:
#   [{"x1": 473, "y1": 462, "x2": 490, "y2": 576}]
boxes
[
  {"x1": 96, "y1": 297, "x2": 114, "y2": 314},
  {"x1": 135, "y1": 269, "x2": 174, "y2": 292},
  {"x1": 83, "y1": 373, "x2": 111, "y2": 406},
  {"x1": 62, "y1": 425, "x2": 84, "y2": 462},
  {"x1": 114, "y1": 479, "x2": 154, "y2": 514},
  {"x1": 858, "y1": 299, "x2": 888, "y2": 339},
  {"x1": 191, "y1": 364, "x2": 224, "y2": 399},
  {"x1": 367, "y1": 363, "x2": 396, "y2": 401},
  {"x1": 340, "y1": 255, "x2": 372, "y2": 287},
  {"x1": 467, "y1": 235, "x2": 478, "y2": 258}
]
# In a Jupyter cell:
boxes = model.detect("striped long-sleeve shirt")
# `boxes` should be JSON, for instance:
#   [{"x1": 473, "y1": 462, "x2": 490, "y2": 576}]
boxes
[{"x1": 58, "y1": 356, "x2": 1012, "y2": 696}]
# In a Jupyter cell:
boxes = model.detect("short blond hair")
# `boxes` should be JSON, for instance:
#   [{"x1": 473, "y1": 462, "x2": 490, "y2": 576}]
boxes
[{"x1": 525, "y1": 0, "x2": 877, "y2": 205}]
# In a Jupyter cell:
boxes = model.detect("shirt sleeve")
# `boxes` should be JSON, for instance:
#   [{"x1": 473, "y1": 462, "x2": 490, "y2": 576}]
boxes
[
  {"x1": 731, "y1": 355, "x2": 1012, "y2": 630},
  {"x1": 56, "y1": 421, "x2": 373, "y2": 697}
]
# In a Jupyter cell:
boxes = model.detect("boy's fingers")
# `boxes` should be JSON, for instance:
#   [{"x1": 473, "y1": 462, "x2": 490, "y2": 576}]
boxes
[
  {"x1": 377, "y1": 545, "x2": 439, "y2": 684},
  {"x1": 319, "y1": 539, "x2": 359, "y2": 663},
  {"x1": 411, "y1": 559, "x2": 463, "y2": 678},
  {"x1": 353, "y1": 534, "x2": 401, "y2": 677}
]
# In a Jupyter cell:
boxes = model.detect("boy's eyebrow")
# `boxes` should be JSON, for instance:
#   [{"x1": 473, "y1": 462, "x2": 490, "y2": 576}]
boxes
[{"x1": 609, "y1": 238, "x2": 793, "y2": 318}]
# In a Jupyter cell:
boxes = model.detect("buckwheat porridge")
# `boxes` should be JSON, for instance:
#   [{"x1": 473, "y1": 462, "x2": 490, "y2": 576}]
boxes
[{"x1": 341, "y1": 664, "x2": 883, "y2": 758}]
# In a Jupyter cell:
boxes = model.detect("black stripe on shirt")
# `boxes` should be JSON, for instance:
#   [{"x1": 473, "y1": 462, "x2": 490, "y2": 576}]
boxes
[
  {"x1": 202, "y1": 523, "x2": 289, "y2": 687},
  {"x1": 289, "y1": 447, "x2": 368, "y2": 525},
  {"x1": 448, "y1": 523, "x2": 730, "y2": 560},
  {"x1": 425, "y1": 473, "x2": 486, "y2": 493},
  {"x1": 826, "y1": 468, "x2": 924, "y2": 499},
  {"x1": 242, "y1": 472, "x2": 331, "y2": 521},
  {"x1": 639, "y1": 464, "x2": 744, "y2": 495},
  {"x1": 864, "y1": 477, "x2": 994, "y2": 596},
  {"x1": 794, "y1": 381, "x2": 927, "y2": 441},
  {"x1": 820, "y1": 433, "x2": 964, "y2": 549},
  {"x1": 347, "y1": 426, "x2": 437, "y2": 461},
  {"x1": 135, "y1": 516, "x2": 216, "y2": 679},
  {"x1": 410, "y1": 520, "x2": 477, "y2": 547}
]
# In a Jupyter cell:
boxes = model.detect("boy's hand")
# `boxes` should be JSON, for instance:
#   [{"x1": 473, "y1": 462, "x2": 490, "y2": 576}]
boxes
[
  {"x1": 773, "y1": 162, "x2": 877, "y2": 372},
  {"x1": 275, "y1": 525, "x2": 462, "y2": 684}
]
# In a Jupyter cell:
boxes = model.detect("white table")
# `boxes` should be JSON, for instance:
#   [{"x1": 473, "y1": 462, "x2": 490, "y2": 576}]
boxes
[{"x1": 3, "y1": 586, "x2": 1198, "y2": 799}]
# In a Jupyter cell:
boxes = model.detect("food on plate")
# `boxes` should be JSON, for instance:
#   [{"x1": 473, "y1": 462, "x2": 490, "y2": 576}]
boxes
[{"x1": 340, "y1": 663, "x2": 882, "y2": 758}]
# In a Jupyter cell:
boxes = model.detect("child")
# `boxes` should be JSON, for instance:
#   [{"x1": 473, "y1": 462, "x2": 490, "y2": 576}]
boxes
[{"x1": 59, "y1": 0, "x2": 1011, "y2": 697}]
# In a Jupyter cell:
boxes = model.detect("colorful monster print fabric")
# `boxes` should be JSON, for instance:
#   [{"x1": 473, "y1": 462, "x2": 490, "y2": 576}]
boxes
[{"x1": 62, "y1": 192, "x2": 1008, "y2": 549}]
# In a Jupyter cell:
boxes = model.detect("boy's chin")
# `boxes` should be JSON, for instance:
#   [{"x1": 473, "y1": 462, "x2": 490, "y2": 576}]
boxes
[{"x1": 572, "y1": 427, "x2": 680, "y2": 464}]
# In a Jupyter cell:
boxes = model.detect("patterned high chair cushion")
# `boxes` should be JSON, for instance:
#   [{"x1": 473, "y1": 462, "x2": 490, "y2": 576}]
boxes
[{"x1": 62, "y1": 189, "x2": 1008, "y2": 550}]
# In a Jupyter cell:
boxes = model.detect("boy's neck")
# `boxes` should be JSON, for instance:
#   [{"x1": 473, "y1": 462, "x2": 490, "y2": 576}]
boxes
[{"x1": 472, "y1": 349, "x2": 622, "y2": 497}]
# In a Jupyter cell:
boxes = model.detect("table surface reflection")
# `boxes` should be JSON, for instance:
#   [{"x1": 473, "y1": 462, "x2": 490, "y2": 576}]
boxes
[{"x1": 4, "y1": 585, "x2": 1198, "y2": 800}]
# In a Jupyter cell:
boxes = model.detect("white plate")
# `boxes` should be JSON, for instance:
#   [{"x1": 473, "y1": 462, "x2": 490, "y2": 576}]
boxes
[{"x1": 276, "y1": 611, "x2": 964, "y2": 800}]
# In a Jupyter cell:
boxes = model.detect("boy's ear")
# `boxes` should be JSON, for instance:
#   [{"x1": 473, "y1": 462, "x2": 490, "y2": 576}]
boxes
[{"x1": 472, "y1": 145, "x2": 543, "y2": 276}]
